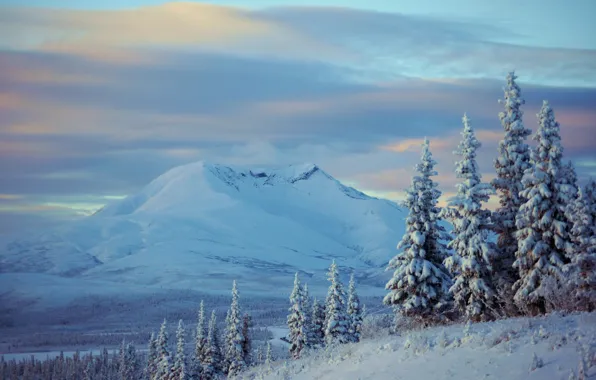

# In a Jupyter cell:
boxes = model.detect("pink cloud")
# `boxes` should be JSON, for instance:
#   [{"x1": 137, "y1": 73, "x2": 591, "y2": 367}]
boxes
[{"x1": 1, "y1": 2, "x2": 346, "y2": 64}]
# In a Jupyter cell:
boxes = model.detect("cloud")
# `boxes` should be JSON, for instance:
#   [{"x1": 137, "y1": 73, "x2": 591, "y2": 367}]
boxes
[
  {"x1": 1, "y1": 4, "x2": 595, "y2": 234},
  {"x1": 3, "y1": 4, "x2": 596, "y2": 85},
  {"x1": 256, "y1": 7, "x2": 596, "y2": 87},
  {"x1": 0, "y1": 2, "x2": 347, "y2": 64}
]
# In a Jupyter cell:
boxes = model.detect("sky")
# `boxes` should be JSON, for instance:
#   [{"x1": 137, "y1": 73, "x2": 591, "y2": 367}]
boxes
[{"x1": 1, "y1": 0, "x2": 595, "y2": 235}]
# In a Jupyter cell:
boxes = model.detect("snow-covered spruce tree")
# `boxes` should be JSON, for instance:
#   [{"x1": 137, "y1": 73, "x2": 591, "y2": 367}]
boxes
[
  {"x1": 311, "y1": 297, "x2": 326, "y2": 347},
  {"x1": 513, "y1": 101, "x2": 571, "y2": 315},
  {"x1": 201, "y1": 310, "x2": 222, "y2": 380},
  {"x1": 346, "y1": 273, "x2": 363, "y2": 342},
  {"x1": 222, "y1": 308, "x2": 231, "y2": 373},
  {"x1": 383, "y1": 138, "x2": 452, "y2": 324},
  {"x1": 120, "y1": 342, "x2": 140, "y2": 380},
  {"x1": 567, "y1": 180, "x2": 596, "y2": 310},
  {"x1": 171, "y1": 320, "x2": 187, "y2": 380},
  {"x1": 156, "y1": 320, "x2": 172, "y2": 380},
  {"x1": 324, "y1": 260, "x2": 349, "y2": 345},
  {"x1": 288, "y1": 273, "x2": 308, "y2": 359},
  {"x1": 224, "y1": 281, "x2": 246, "y2": 377},
  {"x1": 443, "y1": 114, "x2": 499, "y2": 322},
  {"x1": 302, "y1": 283, "x2": 314, "y2": 348},
  {"x1": 146, "y1": 332, "x2": 158, "y2": 380},
  {"x1": 241, "y1": 313, "x2": 253, "y2": 366},
  {"x1": 492, "y1": 71, "x2": 532, "y2": 302},
  {"x1": 191, "y1": 300, "x2": 206, "y2": 379},
  {"x1": 560, "y1": 161, "x2": 580, "y2": 251}
]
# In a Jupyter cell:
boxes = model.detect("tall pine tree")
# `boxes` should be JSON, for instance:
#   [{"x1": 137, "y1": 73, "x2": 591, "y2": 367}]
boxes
[
  {"x1": 156, "y1": 320, "x2": 172, "y2": 380},
  {"x1": 346, "y1": 273, "x2": 363, "y2": 342},
  {"x1": 146, "y1": 332, "x2": 158, "y2": 380},
  {"x1": 171, "y1": 320, "x2": 187, "y2": 380},
  {"x1": 443, "y1": 114, "x2": 499, "y2": 322},
  {"x1": 120, "y1": 342, "x2": 140, "y2": 380},
  {"x1": 241, "y1": 313, "x2": 252, "y2": 366},
  {"x1": 560, "y1": 161, "x2": 580, "y2": 255},
  {"x1": 311, "y1": 298, "x2": 326, "y2": 347},
  {"x1": 492, "y1": 71, "x2": 532, "y2": 300},
  {"x1": 324, "y1": 260, "x2": 349, "y2": 345},
  {"x1": 513, "y1": 101, "x2": 570, "y2": 315},
  {"x1": 384, "y1": 138, "x2": 452, "y2": 323},
  {"x1": 287, "y1": 273, "x2": 308, "y2": 358},
  {"x1": 567, "y1": 180, "x2": 596, "y2": 310},
  {"x1": 201, "y1": 310, "x2": 222, "y2": 380},
  {"x1": 302, "y1": 283, "x2": 314, "y2": 348},
  {"x1": 191, "y1": 301, "x2": 206, "y2": 379},
  {"x1": 224, "y1": 281, "x2": 246, "y2": 377}
]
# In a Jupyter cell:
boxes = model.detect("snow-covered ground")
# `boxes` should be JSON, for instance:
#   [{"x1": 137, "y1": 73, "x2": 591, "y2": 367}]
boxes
[{"x1": 250, "y1": 312, "x2": 596, "y2": 380}]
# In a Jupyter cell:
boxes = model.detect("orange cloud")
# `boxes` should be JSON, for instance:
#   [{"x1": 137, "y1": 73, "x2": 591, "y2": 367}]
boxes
[
  {"x1": 380, "y1": 138, "x2": 453, "y2": 153},
  {"x1": 556, "y1": 109, "x2": 596, "y2": 128},
  {"x1": 2, "y1": 2, "x2": 342, "y2": 64}
]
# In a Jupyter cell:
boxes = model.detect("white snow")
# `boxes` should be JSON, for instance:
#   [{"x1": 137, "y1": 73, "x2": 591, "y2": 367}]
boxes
[{"x1": 252, "y1": 312, "x2": 596, "y2": 380}]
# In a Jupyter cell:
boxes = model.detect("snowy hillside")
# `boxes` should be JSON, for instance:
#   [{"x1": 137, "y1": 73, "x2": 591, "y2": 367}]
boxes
[
  {"x1": 253, "y1": 312, "x2": 596, "y2": 380},
  {"x1": 0, "y1": 161, "x2": 405, "y2": 305}
]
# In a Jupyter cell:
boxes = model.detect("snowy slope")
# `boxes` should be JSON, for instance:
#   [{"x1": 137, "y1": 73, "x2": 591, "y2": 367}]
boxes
[
  {"x1": 253, "y1": 312, "x2": 596, "y2": 380},
  {"x1": 0, "y1": 161, "x2": 405, "y2": 303}
]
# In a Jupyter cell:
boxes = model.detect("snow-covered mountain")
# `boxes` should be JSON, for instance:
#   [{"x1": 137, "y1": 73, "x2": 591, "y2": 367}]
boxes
[{"x1": 0, "y1": 161, "x2": 405, "y2": 301}]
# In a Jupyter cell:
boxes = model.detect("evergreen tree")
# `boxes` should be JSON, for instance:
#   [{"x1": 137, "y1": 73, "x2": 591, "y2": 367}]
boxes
[
  {"x1": 202, "y1": 310, "x2": 222, "y2": 380},
  {"x1": 171, "y1": 320, "x2": 187, "y2": 380},
  {"x1": 346, "y1": 273, "x2": 363, "y2": 342},
  {"x1": 492, "y1": 71, "x2": 532, "y2": 299},
  {"x1": 192, "y1": 301, "x2": 206, "y2": 379},
  {"x1": 311, "y1": 297, "x2": 326, "y2": 347},
  {"x1": 84, "y1": 358, "x2": 95, "y2": 380},
  {"x1": 324, "y1": 260, "x2": 349, "y2": 344},
  {"x1": 513, "y1": 101, "x2": 570, "y2": 315},
  {"x1": 384, "y1": 138, "x2": 452, "y2": 322},
  {"x1": 265, "y1": 342, "x2": 274, "y2": 371},
  {"x1": 120, "y1": 342, "x2": 140, "y2": 380},
  {"x1": 560, "y1": 161, "x2": 580, "y2": 254},
  {"x1": 302, "y1": 283, "x2": 314, "y2": 347},
  {"x1": 287, "y1": 273, "x2": 308, "y2": 359},
  {"x1": 222, "y1": 308, "x2": 231, "y2": 373},
  {"x1": 567, "y1": 180, "x2": 596, "y2": 310},
  {"x1": 146, "y1": 332, "x2": 158, "y2": 380},
  {"x1": 443, "y1": 114, "x2": 499, "y2": 322},
  {"x1": 241, "y1": 313, "x2": 253, "y2": 366},
  {"x1": 156, "y1": 319, "x2": 172, "y2": 380},
  {"x1": 224, "y1": 281, "x2": 246, "y2": 377}
]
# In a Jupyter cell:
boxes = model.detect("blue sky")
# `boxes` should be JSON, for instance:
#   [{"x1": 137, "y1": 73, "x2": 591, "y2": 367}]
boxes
[{"x1": 0, "y1": 0, "x2": 595, "y2": 234}]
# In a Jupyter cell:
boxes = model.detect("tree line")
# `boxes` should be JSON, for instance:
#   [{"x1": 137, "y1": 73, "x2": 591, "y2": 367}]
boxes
[{"x1": 1, "y1": 262, "x2": 364, "y2": 379}]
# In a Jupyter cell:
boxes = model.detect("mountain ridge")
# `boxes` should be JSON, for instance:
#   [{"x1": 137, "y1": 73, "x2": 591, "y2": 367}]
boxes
[{"x1": 0, "y1": 160, "x2": 406, "y2": 305}]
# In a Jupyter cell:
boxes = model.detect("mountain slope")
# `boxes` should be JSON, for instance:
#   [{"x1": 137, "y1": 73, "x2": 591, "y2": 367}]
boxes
[{"x1": 0, "y1": 161, "x2": 405, "y2": 300}]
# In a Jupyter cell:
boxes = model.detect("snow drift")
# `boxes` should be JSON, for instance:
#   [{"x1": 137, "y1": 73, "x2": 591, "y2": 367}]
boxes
[{"x1": 252, "y1": 312, "x2": 596, "y2": 380}]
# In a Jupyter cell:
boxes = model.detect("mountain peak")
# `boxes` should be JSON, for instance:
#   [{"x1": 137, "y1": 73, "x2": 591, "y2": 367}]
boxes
[
  {"x1": 204, "y1": 161, "x2": 323, "y2": 184},
  {"x1": 97, "y1": 161, "x2": 346, "y2": 217}
]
